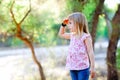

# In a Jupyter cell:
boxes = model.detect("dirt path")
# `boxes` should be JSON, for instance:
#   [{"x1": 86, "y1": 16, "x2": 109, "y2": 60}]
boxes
[{"x1": 0, "y1": 46, "x2": 107, "y2": 80}]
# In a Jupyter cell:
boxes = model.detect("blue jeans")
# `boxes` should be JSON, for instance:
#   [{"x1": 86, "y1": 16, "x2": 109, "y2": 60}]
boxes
[{"x1": 70, "y1": 68, "x2": 90, "y2": 80}]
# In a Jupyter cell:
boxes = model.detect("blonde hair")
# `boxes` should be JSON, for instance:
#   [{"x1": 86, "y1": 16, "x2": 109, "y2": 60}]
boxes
[{"x1": 68, "y1": 12, "x2": 89, "y2": 35}]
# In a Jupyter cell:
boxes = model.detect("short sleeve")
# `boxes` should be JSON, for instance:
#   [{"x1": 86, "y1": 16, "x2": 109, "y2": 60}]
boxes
[
  {"x1": 70, "y1": 32, "x2": 76, "y2": 39},
  {"x1": 81, "y1": 33, "x2": 91, "y2": 41}
]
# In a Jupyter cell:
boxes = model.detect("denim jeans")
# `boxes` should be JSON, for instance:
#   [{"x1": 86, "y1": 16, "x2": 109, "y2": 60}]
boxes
[{"x1": 70, "y1": 68, "x2": 90, "y2": 80}]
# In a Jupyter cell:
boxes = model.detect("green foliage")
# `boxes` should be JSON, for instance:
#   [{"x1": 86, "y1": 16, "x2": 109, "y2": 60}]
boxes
[
  {"x1": 82, "y1": 0, "x2": 97, "y2": 31},
  {"x1": 0, "y1": 0, "x2": 119, "y2": 47},
  {"x1": 11, "y1": 38, "x2": 24, "y2": 46},
  {"x1": 96, "y1": 15, "x2": 108, "y2": 40},
  {"x1": 117, "y1": 47, "x2": 120, "y2": 69},
  {"x1": 66, "y1": 0, "x2": 83, "y2": 12},
  {"x1": 82, "y1": 0, "x2": 97, "y2": 21},
  {"x1": 0, "y1": 0, "x2": 67, "y2": 47},
  {"x1": 0, "y1": 37, "x2": 13, "y2": 47}
]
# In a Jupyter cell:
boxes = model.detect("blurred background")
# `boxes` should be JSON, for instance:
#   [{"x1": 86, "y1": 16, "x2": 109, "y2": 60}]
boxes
[{"x1": 0, "y1": 0, "x2": 120, "y2": 80}]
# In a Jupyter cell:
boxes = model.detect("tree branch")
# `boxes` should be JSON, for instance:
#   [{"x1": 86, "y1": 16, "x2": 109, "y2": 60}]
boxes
[
  {"x1": 19, "y1": 0, "x2": 31, "y2": 24},
  {"x1": 9, "y1": 0, "x2": 46, "y2": 80},
  {"x1": 10, "y1": 0, "x2": 18, "y2": 25}
]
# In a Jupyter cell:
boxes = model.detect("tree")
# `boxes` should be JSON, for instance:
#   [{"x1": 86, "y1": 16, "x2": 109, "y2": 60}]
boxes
[
  {"x1": 10, "y1": 0, "x2": 46, "y2": 80},
  {"x1": 107, "y1": 4, "x2": 120, "y2": 80},
  {"x1": 90, "y1": 0, "x2": 105, "y2": 47},
  {"x1": 65, "y1": 0, "x2": 88, "y2": 13}
]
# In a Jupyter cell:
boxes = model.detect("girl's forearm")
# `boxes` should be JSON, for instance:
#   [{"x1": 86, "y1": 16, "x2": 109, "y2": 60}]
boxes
[
  {"x1": 89, "y1": 52, "x2": 95, "y2": 69},
  {"x1": 58, "y1": 26, "x2": 65, "y2": 37}
]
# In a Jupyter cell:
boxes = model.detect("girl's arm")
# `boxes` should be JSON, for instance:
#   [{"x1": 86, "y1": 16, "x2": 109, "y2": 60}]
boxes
[
  {"x1": 58, "y1": 26, "x2": 70, "y2": 39},
  {"x1": 85, "y1": 37, "x2": 95, "y2": 78}
]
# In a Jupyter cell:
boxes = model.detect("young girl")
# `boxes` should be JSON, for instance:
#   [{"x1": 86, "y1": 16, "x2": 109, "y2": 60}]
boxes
[{"x1": 58, "y1": 12, "x2": 95, "y2": 80}]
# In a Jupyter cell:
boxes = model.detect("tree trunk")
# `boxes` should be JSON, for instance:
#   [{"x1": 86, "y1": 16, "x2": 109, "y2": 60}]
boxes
[
  {"x1": 90, "y1": 0, "x2": 105, "y2": 47},
  {"x1": 17, "y1": 36, "x2": 46, "y2": 80},
  {"x1": 107, "y1": 4, "x2": 120, "y2": 80},
  {"x1": 10, "y1": 0, "x2": 46, "y2": 80}
]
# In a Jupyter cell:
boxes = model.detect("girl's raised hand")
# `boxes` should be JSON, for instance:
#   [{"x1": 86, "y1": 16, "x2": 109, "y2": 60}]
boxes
[
  {"x1": 61, "y1": 19, "x2": 69, "y2": 27},
  {"x1": 63, "y1": 19, "x2": 69, "y2": 24}
]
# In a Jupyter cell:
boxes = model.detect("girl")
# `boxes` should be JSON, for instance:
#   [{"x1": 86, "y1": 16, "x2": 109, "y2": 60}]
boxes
[{"x1": 58, "y1": 12, "x2": 95, "y2": 80}]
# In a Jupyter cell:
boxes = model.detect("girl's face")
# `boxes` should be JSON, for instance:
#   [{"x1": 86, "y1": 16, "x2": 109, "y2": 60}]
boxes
[{"x1": 67, "y1": 19, "x2": 77, "y2": 33}]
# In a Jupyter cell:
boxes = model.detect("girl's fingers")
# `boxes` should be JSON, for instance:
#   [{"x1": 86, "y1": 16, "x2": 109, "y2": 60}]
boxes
[
  {"x1": 91, "y1": 71, "x2": 95, "y2": 78},
  {"x1": 63, "y1": 19, "x2": 69, "y2": 24}
]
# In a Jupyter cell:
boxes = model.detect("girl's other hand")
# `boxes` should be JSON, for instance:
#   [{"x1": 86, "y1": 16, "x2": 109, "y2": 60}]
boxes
[{"x1": 90, "y1": 69, "x2": 96, "y2": 78}]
